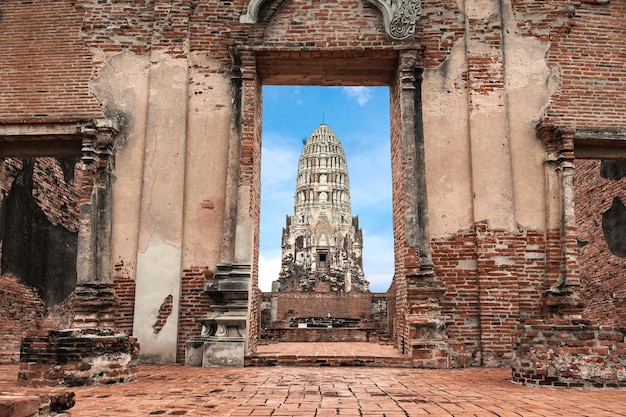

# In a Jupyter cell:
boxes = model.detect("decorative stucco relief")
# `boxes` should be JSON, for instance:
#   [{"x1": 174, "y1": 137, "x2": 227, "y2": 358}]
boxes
[{"x1": 240, "y1": 0, "x2": 422, "y2": 40}]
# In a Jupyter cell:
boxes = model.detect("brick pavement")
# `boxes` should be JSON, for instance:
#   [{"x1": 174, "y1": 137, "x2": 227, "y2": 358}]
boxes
[
  {"x1": 1, "y1": 342, "x2": 626, "y2": 416},
  {"x1": 2, "y1": 364, "x2": 626, "y2": 416}
]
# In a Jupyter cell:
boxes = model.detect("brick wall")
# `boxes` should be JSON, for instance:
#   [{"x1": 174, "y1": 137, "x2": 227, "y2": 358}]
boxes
[
  {"x1": 432, "y1": 223, "x2": 560, "y2": 367},
  {"x1": 512, "y1": 322, "x2": 626, "y2": 388},
  {"x1": 260, "y1": 291, "x2": 388, "y2": 342},
  {"x1": 176, "y1": 267, "x2": 213, "y2": 363},
  {"x1": 270, "y1": 292, "x2": 375, "y2": 321},
  {"x1": 18, "y1": 328, "x2": 138, "y2": 388},
  {"x1": 575, "y1": 159, "x2": 626, "y2": 326},
  {"x1": 512, "y1": 0, "x2": 626, "y2": 129},
  {"x1": 112, "y1": 259, "x2": 135, "y2": 335},
  {"x1": 0, "y1": 156, "x2": 80, "y2": 361},
  {"x1": 389, "y1": 65, "x2": 408, "y2": 355},
  {"x1": 0, "y1": 0, "x2": 103, "y2": 121},
  {"x1": 1, "y1": 157, "x2": 80, "y2": 305},
  {"x1": 0, "y1": 275, "x2": 47, "y2": 364},
  {"x1": 0, "y1": 158, "x2": 80, "y2": 362}
]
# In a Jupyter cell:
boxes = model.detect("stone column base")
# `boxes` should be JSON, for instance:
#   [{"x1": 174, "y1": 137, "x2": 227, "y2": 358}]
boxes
[
  {"x1": 185, "y1": 337, "x2": 245, "y2": 367},
  {"x1": 18, "y1": 328, "x2": 139, "y2": 387}
]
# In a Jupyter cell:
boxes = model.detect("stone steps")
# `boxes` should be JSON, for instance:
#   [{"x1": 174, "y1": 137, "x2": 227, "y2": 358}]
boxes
[{"x1": 245, "y1": 354, "x2": 413, "y2": 367}]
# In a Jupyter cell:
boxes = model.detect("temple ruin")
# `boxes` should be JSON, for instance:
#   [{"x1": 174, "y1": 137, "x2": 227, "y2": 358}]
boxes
[
  {"x1": 0, "y1": 0, "x2": 625, "y2": 389},
  {"x1": 259, "y1": 123, "x2": 388, "y2": 343}
]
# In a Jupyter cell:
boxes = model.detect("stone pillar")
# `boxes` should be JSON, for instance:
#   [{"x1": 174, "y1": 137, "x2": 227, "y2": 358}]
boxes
[
  {"x1": 537, "y1": 122, "x2": 584, "y2": 320},
  {"x1": 72, "y1": 120, "x2": 119, "y2": 329},
  {"x1": 16, "y1": 120, "x2": 139, "y2": 388},
  {"x1": 396, "y1": 50, "x2": 451, "y2": 367}
]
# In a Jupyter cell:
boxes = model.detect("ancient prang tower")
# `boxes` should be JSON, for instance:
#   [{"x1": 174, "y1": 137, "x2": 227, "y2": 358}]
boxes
[{"x1": 274, "y1": 124, "x2": 369, "y2": 294}]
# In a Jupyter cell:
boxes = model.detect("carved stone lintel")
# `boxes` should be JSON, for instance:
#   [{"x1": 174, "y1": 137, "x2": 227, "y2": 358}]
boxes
[{"x1": 239, "y1": 0, "x2": 422, "y2": 41}]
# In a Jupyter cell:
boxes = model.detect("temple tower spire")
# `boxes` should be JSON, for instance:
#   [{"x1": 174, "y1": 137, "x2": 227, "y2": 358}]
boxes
[{"x1": 273, "y1": 124, "x2": 368, "y2": 293}]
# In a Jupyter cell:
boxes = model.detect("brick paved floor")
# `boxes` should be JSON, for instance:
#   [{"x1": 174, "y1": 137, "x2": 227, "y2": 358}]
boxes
[
  {"x1": 3, "y1": 365, "x2": 626, "y2": 416},
  {"x1": 1, "y1": 343, "x2": 626, "y2": 416}
]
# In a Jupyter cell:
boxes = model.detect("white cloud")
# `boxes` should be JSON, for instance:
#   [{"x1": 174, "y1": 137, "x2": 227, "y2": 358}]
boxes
[
  {"x1": 342, "y1": 86, "x2": 372, "y2": 106},
  {"x1": 361, "y1": 232, "x2": 394, "y2": 292},
  {"x1": 261, "y1": 141, "x2": 299, "y2": 192},
  {"x1": 258, "y1": 252, "x2": 282, "y2": 292}
]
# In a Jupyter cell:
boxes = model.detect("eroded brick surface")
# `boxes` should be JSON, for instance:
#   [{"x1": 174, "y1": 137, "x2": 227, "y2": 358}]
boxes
[{"x1": 3, "y1": 361, "x2": 626, "y2": 416}]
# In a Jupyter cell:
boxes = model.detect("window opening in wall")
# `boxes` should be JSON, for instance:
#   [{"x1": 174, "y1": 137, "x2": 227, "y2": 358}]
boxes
[{"x1": 574, "y1": 157, "x2": 626, "y2": 327}]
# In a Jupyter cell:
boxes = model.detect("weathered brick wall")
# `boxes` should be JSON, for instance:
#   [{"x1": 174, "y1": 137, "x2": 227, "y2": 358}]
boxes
[
  {"x1": 260, "y1": 291, "x2": 388, "y2": 342},
  {"x1": 371, "y1": 293, "x2": 388, "y2": 326},
  {"x1": 433, "y1": 224, "x2": 554, "y2": 367},
  {"x1": 271, "y1": 292, "x2": 374, "y2": 321},
  {"x1": 18, "y1": 328, "x2": 138, "y2": 388},
  {"x1": 512, "y1": 0, "x2": 626, "y2": 129},
  {"x1": 1, "y1": 157, "x2": 81, "y2": 306},
  {"x1": 389, "y1": 67, "x2": 408, "y2": 355},
  {"x1": 176, "y1": 267, "x2": 213, "y2": 363},
  {"x1": 0, "y1": 275, "x2": 47, "y2": 364},
  {"x1": 575, "y1": 159, "x2": 626, "y2": 326},
  {"x1": 112, "y1": 259, "x2": 135, "y2": 336},
  {"x1": 512, "y1": 322, "x2": 626, "y2": 388},
  {"x1": 0, "y1": 157, "x2": 80, "y2": 361},
  {"x1": 0, "y1": 0, "x2": 103, "y2": 121}
]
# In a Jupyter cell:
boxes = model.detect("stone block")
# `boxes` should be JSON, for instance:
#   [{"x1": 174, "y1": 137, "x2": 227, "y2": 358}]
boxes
[
  {"x1": 185, "y1": 340, "x2": 205, "y2": 366},
  {"x1": 202, "y1": 339, "x2": 245, "y2": 367}
]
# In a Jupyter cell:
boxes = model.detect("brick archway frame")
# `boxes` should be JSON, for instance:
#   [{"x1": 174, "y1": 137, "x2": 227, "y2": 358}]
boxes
[{"x1": 217, "y1": 35, "x2": 451, "y2": 363}]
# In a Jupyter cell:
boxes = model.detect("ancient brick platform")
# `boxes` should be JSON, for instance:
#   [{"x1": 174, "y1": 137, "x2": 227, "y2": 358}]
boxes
[
  {"x1": 246, "y1": 341, "x2": 412, "y2": 367},
  {"x1": 17, "y1": 328, "x2": 138, "y2": 388}
]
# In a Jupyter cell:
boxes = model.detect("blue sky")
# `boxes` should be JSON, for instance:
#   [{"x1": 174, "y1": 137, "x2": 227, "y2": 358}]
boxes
[{"x1": 259, "y1": 86, "x2": 393, "y2": 292}]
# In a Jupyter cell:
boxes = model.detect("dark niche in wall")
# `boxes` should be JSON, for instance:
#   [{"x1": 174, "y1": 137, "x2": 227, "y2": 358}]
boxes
[
  {"x1": 602, "y1": 197, "x2": 626, "y2": 258},
  {"x1": 1, "y1": 157, "x2": 79, "y2": 306},
  {"x1": 600, "y1": 160, "x2": 626, "y2": 180}
]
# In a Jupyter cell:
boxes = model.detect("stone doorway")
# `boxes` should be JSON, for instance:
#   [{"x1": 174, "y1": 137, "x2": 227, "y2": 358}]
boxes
[{"x1": 229, "y1": 47, "x2": 443, "y2": 361}]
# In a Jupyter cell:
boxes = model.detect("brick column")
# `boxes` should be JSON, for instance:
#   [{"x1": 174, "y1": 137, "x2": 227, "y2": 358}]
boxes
[
  {"x1": 537, "y1": 122, "x2": 584, "y2": 320},
  {"x1": 186, "y1": 47, "x2": 256, "y2": 367},
  {"x1": 72, "y1": 120, "x2": 119, "y2": 329},
  {"x1": 394, "y1": 50, "x2": 451, "y2": 367}
]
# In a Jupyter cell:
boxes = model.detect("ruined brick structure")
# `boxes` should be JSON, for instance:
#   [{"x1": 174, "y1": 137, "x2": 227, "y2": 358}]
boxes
[{"x1": 0, "y1": 0, "x2": 625, "y2": 387}]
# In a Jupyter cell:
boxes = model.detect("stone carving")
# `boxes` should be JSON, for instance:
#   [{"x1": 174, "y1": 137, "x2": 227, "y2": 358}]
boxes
[
  {"x1": 240, "y1": 0, "x2": 421, "y2": 40},
  {"x1": 386, "y1": 0, "x2": 422, "y2": 40}
]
